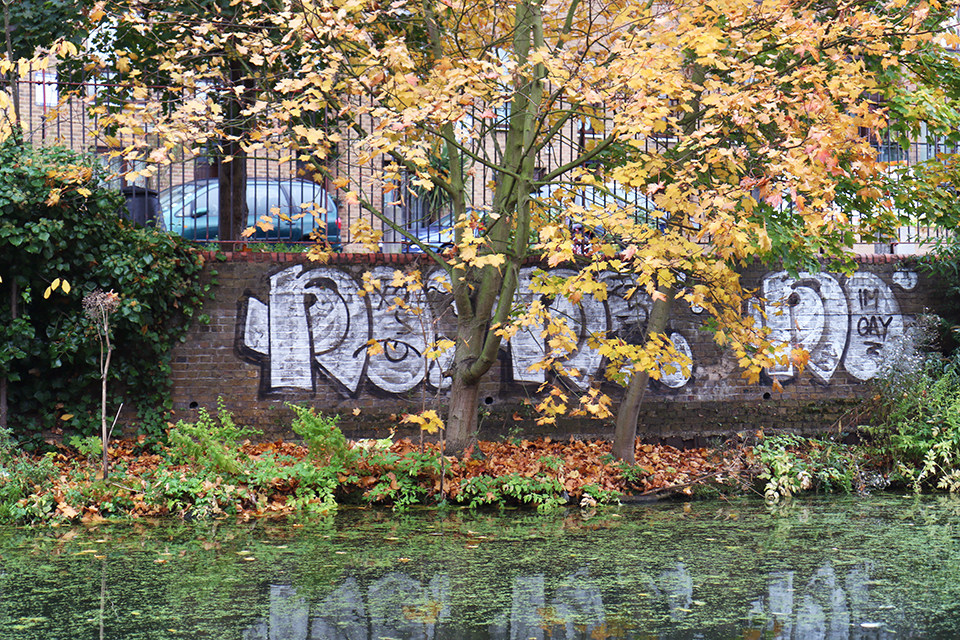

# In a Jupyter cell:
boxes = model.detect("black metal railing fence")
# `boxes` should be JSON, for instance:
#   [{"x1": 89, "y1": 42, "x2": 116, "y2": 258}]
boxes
[{"x1": 8, "y1": 72, "x2": 955, "y2": 254}]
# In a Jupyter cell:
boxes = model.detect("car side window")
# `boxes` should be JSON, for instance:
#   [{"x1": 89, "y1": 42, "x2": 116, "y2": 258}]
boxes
[
  {"x1": 192, "y1": 184, "x2": 219, "y2": 218},
  {"x1": 287, "y1": 182, "x2": 333, "y2": 222},
  {"x1": 248, "y1": 182, "x2": 286, "y2": 220}
]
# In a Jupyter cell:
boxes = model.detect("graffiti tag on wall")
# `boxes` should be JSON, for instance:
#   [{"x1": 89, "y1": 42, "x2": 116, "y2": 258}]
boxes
[
  {"x1": 238, "y1": 265, "x2": 917, "y2": 396},
  {"x1": 759, "y1": 269, "x2": 917, "y2": 382}
]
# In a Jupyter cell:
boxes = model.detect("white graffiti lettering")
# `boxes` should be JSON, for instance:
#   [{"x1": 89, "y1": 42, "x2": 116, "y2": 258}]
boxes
[
  {"x1": 758, "y1": 270, "x2": 914, "y2": 383},
  {"x1": 239, "y1": 265, "x2": 913, "y2": 395}
]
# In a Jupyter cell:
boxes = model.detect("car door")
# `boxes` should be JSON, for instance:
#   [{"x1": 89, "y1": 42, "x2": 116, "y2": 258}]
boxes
[
  {"x1": 247, "y1": 181, "x2": 292, "y2": 240},
  {"x1": 286, "y1": 180, "x2": 339, "y2": 245}
]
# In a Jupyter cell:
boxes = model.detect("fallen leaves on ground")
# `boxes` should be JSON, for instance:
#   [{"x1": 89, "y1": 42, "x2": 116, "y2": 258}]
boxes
[{"x1": 9, "y1": 436, "x2": 750, "y2": 522}]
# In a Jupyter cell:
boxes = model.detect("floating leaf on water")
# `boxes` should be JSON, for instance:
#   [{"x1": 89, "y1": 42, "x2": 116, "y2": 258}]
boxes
[{"x1": 861, "y1": 622, "x2": 883, "y2": 629}]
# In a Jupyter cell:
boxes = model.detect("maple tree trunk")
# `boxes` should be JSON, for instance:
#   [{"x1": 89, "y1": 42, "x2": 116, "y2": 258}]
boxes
[
  {"x1": 612, "y1": 285, "x2": 675, "y2": 463},
  {"x1": 445, "y1": 373, "x2": 482, "y2": 455}
]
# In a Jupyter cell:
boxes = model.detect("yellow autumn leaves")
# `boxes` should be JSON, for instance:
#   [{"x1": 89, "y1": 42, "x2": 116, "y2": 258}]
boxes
[{"x1": 43, "y1": 278, "x2": 71, "y2": 299}]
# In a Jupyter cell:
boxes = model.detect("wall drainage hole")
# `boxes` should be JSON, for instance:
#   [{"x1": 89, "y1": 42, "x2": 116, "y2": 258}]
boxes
[
  {"x1": 484, "y1": 396, "x2": 494, "y2": 405},
  {"x1": 762, "y1": 392, "x2": 771, "y2": 400},
  {"x1": 189, "y1": 401, "x2": 199, "y2": 409}
]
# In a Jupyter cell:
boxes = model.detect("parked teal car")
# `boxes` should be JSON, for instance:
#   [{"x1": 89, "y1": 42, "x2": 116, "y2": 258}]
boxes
[{"x1": 159, "y1": 178, "x2": 341, "y2": 246}]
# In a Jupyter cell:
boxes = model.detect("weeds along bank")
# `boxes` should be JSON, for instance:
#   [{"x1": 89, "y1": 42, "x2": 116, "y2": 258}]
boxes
[
  {"x1": 0, "y1": 402, "x2": 746, "y2": 523},
  {"x1": 169, "y1": 252, "x2": 935, "y2": 443},
  {"x1": 7, "y1": 336, "x2": 960, "y2": 525},
  {"x1": 5, "y1": 320, "x2": 960, "y2": 523}
]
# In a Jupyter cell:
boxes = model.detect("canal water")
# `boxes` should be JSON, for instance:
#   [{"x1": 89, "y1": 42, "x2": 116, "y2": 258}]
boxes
[{"x1": 3, "y1": 494, "x2": 960, "y2": 639}]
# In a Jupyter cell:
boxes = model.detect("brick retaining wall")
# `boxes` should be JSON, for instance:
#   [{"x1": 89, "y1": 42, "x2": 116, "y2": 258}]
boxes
[{"x1": 168, "y1": 252, "x2": 936, "y2": 442}]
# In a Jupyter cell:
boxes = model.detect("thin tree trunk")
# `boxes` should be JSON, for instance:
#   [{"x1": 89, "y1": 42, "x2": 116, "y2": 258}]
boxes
[
  {"x1": 218, "y1": 59, "x2": 249, "y2": 248},
  {"x1": 612, "y1": 285, "x2": 676, "y2": 462},
  {"x1": 0, "y1": 279, "x2": 17, "y2": 430},
  {"x1": 217, "y1": 147, "x2": 247, "y2": 246},
  {"x1": 101, "y1": 329, "x2": 112, "y2": 479}
]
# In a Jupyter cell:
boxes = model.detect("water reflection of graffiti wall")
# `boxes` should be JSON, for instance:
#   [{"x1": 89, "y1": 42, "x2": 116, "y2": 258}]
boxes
[
  {"x1": 170, "y1": 254, "x2": 935, "y2": 438},
  {"x1": 240, "y1": 560, "x2": 890, "y2": 640}
]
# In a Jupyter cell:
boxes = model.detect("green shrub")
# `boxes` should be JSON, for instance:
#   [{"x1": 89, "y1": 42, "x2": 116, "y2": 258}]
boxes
[
  {"x1": 865, "y1": 316, "x2": 960, "y2": 491},
  {"x1": 289, "y1": 403, "x2": 358, "y2": 468},
  {"x1": 0, "y1": 427, "x2": 56, "y2": 522},
  {"x1": 161, "y1": 402, "x2": 348, "y2": 516},
  {"x1": 68, "y1": 434, "x2": 103, "y2": 464},
  {"x1": 870, "y1": 355, "x2": 960, "y2": 491},
  {"x1": 166, "y1": 399, "x2": 261, "y2": 476},
  {"x1": 360, "y1": 449, "x2": 444, "y2": 510},
  {"x1": 755, "y1": 433, "x2": 855, "y2": 502},
  {"x1": 455, "y1": 472, "x2": 567, "y2": 511}
]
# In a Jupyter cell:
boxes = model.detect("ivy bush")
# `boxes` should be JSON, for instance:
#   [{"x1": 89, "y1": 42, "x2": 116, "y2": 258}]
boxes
[{"x1": 0, "y1": 138, "x2": 207, "y2": 443}]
